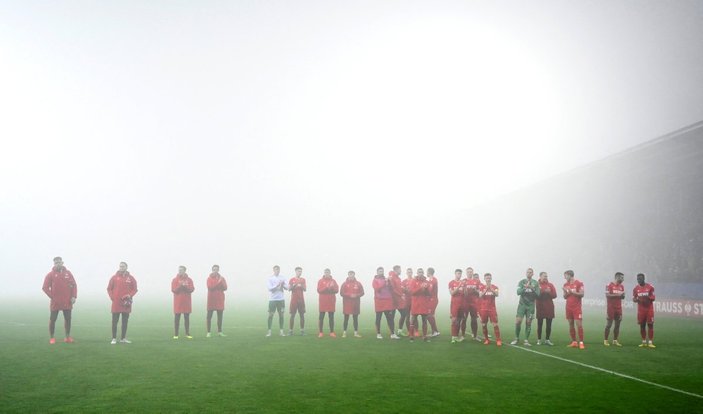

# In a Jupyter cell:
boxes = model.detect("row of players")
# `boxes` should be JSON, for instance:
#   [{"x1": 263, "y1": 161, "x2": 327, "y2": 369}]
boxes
[{"x1": 42, "y1": 258, "x2": 657, "y2": 348}]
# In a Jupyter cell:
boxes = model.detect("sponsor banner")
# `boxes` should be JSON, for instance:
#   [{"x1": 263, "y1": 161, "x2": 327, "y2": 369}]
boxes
[{"x1": 583, "y1": 298, "x2": 703, "y2": 317}]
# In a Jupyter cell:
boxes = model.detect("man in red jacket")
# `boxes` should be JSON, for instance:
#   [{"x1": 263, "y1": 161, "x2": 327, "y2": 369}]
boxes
[
  {"x1": 206, "y1": 264, "x2": 228, "y2": 338},
  {"x1": 172, "y1": 265, "x2": 195, "y2": 339},
  {"x1": 373, "y1": 267, "x2": 399, "y2": 339},
  {"x1": 317, "y1": 268, "x2": 339, "y2": 338},
  {"x1": 389, "y1": 265, "x2": 405, "y2": 337},
  {"x1": 42, "y1": 257, "x2": 77, "y2": 344},
  {"x1": 409, "y1": 268, "x2": 433, "y2": 342},
  {"x1": 536, "y1": 271, "x2": 557, "y2": 346},
  {"x1": 340, "y1": 270, "x2": 364, "y2": 338},
  {"x1": 107, "y1": 261, "x2": 138, "y2": 344}
]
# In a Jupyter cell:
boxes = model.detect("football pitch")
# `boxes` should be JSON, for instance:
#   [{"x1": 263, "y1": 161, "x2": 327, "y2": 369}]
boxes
[{"x1": 1, "y1": 300, "x2": 702, "y2": 413}]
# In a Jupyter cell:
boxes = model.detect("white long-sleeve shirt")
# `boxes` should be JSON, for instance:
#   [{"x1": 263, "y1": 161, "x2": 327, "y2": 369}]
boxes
[{"x1": 267, "y1": 275, "x2": 289, "y2": 301}]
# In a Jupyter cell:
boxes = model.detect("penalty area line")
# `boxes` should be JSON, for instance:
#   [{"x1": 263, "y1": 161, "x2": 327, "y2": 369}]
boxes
[{"x1": 509, "y1": 345, "x2": 703, "y2": 400}]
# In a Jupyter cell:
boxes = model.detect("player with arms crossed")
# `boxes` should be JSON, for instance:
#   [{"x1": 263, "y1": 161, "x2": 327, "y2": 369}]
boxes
[
  {"x1": 633, "y1": 273, "x2": 656, "y2": 348},
  {"x1": 206, "y1": 265, "x2": 228, "y2": 338},
  {"x1": 317, "y1": 268, "x2": 339, "y2": 338},
  {"x1": 266, "y1": 265, "x2": 288, "y2": 337},
  {"x1": 288, "y1": 266, "x2": 307, "y2": 336},
  {"x1": 448, "y1": 269, "x2": 466, "y2": 343},
  {"x1": 603, "y1": 272, "x2": 625, "y2": 346},
  {"x1": 563, "y1": 270, "x2": 585, "y2": 349},
  {"x1": 42, "y1": 256, "x2": 78, "y2": 344},
  {"x1": 511, "y1": 268, "x2": 540, "y2": 346},
  {"x1": 479, "y1": 273, "x2": 502, "y2": 346},
  {"x1": 340, "y1": 270, "x2": 364, "y2": 338}
]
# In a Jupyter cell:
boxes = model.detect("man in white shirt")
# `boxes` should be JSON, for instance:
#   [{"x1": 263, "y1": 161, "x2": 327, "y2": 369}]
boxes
[{"x1": 267, "y1": 265, "x2": 289, "y2": 337}]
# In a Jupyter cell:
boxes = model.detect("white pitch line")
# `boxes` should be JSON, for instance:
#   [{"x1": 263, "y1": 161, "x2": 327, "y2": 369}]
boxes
[{"x1": 509, "y1": 345, "x2": 703, "y2": 400}]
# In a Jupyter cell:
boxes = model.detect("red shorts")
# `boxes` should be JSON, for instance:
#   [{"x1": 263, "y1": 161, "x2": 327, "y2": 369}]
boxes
[
  {"x1": 479, "y1": 309, "x2": 498, "y2": 324},
  {"x1": 637, "y1": 306, "x2": 654, "y2": 324},
  {"x1": 450, "y1": 302, "x2": 465, "y2": 318},
  {"x1": 565, "y1": 305, "x2": 582, "y2": 321},
  {"x1": 607, "y1": 306, "x2": 622, "y2": 321},
  {"x1": 290, "y1": 300, "x2": 306, "y2": 314}
]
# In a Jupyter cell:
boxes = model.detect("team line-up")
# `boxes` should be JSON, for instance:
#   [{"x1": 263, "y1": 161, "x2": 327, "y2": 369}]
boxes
[{"x1": 42, "y1": 258, "x2": 658, "y2": 348}]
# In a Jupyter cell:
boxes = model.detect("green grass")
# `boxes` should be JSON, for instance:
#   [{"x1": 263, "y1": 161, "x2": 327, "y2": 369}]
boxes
[{"x1": 1, "y1": 299, "x2": 702, "y2": 413}]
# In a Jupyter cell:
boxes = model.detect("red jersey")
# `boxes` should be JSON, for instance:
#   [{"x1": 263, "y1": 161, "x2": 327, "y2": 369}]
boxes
[
  {"x1": 317, "y1": 276, "x2": 339, "y2": 312},
  {"x1": 536, "y1": 281, "x2": 557, "y2": 319},
  {"x1": 633, "y1": 283, "x2": 655, "y2": 308},
  {"x1": 563, "y1": 279, "x2": 584, "y2": 308},
  {"x1": 428, "y1": 276, "x2": 439, "y2": 311},
  {"x1": 409, "y1": 276, "x2": 432, "y2": 315},
  {"x1": 606, "y1": 282, "x2": 625, "y2": 311},
  {"x1": 43, "y1": 267, "x2": 77, "y2": 312},
  {"x1": 340, "y1": 278, "x2": 364, "y2": 315},
  {"x1": 448, "y1": 279, "x2": 465, "y2": 307},
  {"x1": 107, "y1": 271, "x2": 138, "y2": 313},
  {"x1": 388, "y1": 271, "x2": 404, "y2": 309},
  {"x1": 206, "y1": 273, "x2": 227, "y2": 311},
  {"x1": 172, "y1": 274, "x2": 195, "y2": 313},
  {"x1": 289, "y1": 277, "x2": 307, "y2": 305},
  {"x1": 464, "y1": 278, "x2": 481, "y2": 307},
  {"x1": 479, "y1": 283, "x2": 498, "y2": 311}
]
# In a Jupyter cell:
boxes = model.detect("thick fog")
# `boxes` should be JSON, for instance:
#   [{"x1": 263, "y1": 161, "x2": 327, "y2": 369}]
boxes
[{"x1": 2, "y1": 1, "x2": 702, "y2": 304}]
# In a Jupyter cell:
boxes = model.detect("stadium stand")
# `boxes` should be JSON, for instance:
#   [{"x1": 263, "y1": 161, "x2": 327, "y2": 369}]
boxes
[{"x1": 464, "y1": 120, "x2": 703, "y2": 300}]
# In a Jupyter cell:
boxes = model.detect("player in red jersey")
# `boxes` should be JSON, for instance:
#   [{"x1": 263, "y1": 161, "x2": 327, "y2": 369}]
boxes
[
  {"x1": 563, "y1": 270, "x2": 585, "y2": 349},
  {"x1": 479, "y1": 273, "x2": 502, "y2": 346},
  {"x1": 633, "y1": 273, "x2": 656, "y2": 348},
  {"x1": 42, "y1": 257, "x2": 77, "y2": 344},
  {"x1": 172, "y1": 265, "x2": 195, "y2": 339},
  {"x1": 107, "y1": 261, "x2": 138, "y2": 344},
  {"x1": 536, "y1": 272, "x2": 556, "y2": 346},
  {"x1": 426, "y1": 268, "x2": 440, "y2": 337},
  {"x1": 409, "y1": 268, "x2": 433, "y2": 342},
  {"x1": 396, "y1": 268, "x2": 413, "y2": 337},
  {"x1": 340, "y1": 270, "x2": 365, "y2": 338},
  {"x1": 372, "y1": 267, "x2": 399, "y2": 339},
  {"x1": 603, "y1": 272, "x2": 625, "y2": 346},
  {"x1": 464, "y1": 267, "x2": 481, "y2": 341},
  {"x1": 388, "y1": 265, "x2": 405, "y2": 337},
  {"x1": 288, "y1": 266, "x2": 307, "y2": 336},
  {"x1": 206, "y1": 265, "x2": 228, "y2": 338},
  {"x1": 317, "y1": 268, "x2": 339, "y2": 338},
  {"x1": 448, "y1": 269, "x2": 466, "y2": 343}
]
